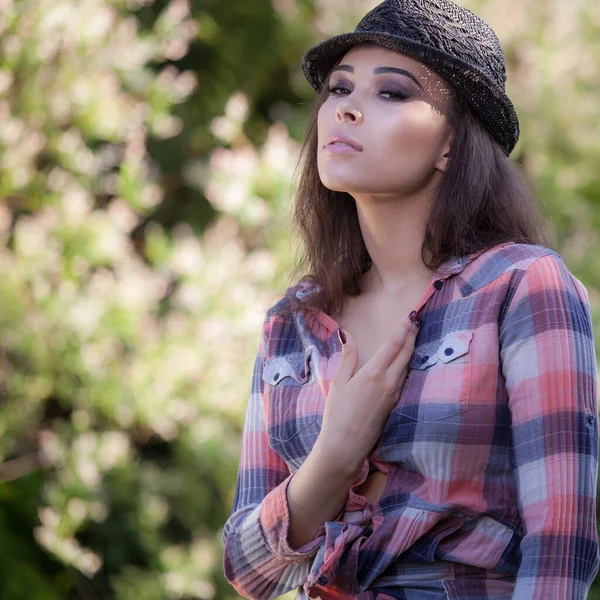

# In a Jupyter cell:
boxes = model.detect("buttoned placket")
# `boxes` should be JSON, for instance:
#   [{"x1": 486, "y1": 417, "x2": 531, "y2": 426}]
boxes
[{"x1": 410, "y1": 253, "x2": 473, "y2": 318}]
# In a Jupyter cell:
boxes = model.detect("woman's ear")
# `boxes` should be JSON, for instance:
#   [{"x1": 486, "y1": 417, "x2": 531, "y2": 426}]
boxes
[{"x1": 435, "y1": 127, "x2": 453, "y2": 173}]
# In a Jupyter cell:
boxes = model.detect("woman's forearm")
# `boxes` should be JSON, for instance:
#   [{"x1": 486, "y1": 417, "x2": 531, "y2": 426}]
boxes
[{"x1": 286, "y1": 437, "x2": 362, "y2": 550}]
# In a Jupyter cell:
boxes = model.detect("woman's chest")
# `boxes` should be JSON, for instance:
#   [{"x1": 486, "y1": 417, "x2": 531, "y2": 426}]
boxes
[
  {"x1": 262, "y1": 314, "x2": 509, "y2": 475},
  {"x1": 333, "y1": 289, "x2": 425, "y2": 371}
]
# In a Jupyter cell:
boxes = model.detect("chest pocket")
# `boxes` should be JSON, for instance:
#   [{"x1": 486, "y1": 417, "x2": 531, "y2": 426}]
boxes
[
  {"x1": 386, "y1": 330, "x2": 474, "y2": 426},
  {"x1": 262, "y1": 349, "x2": 322, "y2": 460}
]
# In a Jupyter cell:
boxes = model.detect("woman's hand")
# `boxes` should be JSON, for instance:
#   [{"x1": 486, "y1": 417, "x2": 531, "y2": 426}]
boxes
[
  {"x1": 315, "y1": 314, "x2": 420, "y2": 476},
  {"x1": 286, "y1": 314, "x2": 419, "y2": 548}
]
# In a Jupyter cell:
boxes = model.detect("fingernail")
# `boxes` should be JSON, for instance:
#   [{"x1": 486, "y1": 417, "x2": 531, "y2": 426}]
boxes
[
  {"x1": 414, "y1": 319, "x2": 421, "y2": 328},
  {"x1": 408, "y1": 310, "x2": 417, "y2": 322},
  {"x1": 337, "y1": 328, "x2": 346, "y2": 345}
]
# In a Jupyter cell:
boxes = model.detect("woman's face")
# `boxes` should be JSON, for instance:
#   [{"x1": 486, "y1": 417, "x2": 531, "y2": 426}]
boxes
[{"x1": 317, "y1": 44, "x2": 454, "y2": 198}]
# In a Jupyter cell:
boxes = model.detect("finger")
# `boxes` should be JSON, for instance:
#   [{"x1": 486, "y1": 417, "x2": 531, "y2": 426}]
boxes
[
  {"x1": 388, "y1": 320, "x2": 419, "y2": 378},
  {"x1": 334, "y1": 328, "x2": 359, "y2": 384},
  {"x1": 370, "y1": 314, "x2": 416, "y2": 369}
]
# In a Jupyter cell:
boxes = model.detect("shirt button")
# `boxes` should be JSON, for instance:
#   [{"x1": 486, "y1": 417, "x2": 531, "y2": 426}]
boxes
[
  {"x1": 420, "y1": 355, "x2": 429, "y2": 364},
  {"x1": 444, "y1": 347, "x2": 454, "y2": 356},
  {"x1": 273, "y1": 372, "x2": 280, "y2": 381},
  {"x1": 317, "y1": 576, "x2": 328, "y2": 586},
  {"x1": 434, "y1": 280, "x2": 443, "y2": 290},
  {"x1": 300, "y1": 369, "x2": 306, "y2": 379}
]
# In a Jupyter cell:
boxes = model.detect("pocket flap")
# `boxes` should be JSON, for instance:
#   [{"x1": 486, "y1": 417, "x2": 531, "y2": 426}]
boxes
[
  {"x1": 437, "y1": 331, "x2": 473, "y2": 363},
  {"x1": 262, "y1": 351, "x2": 310, "y2": 386}
]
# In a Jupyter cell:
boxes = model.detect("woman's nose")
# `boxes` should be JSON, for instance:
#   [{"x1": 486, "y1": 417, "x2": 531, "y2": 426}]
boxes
[{"x1": 335, "y1": 100, "x2": 363, "y2": 124}]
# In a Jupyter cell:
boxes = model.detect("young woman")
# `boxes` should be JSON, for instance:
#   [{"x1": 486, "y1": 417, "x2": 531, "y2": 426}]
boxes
[{"x1": 222, "y1": 1, "x2": 600, "y2": 598}]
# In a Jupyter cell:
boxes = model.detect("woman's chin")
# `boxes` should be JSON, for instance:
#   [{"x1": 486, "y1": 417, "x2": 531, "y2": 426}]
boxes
[
  {"x1": 320, "y1": 180, "x2": 354, "y2": 194},
  {"x1": 318, "y1": 171, "x2": 361, "y2": 194}
]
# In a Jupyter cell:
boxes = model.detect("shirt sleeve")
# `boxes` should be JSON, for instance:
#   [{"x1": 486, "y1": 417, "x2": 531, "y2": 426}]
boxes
[
  {"x1": 222, "y1": 312, "x2": 326, "y2": 600},
  {"x1": 499, "y1": 253, "x2": 600, "y2": 599}
]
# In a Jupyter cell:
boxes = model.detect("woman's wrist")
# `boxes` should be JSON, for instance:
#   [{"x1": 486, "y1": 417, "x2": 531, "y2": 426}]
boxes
[{"x1": 311, "y1": 434, "x2": 365, "y2": 482}]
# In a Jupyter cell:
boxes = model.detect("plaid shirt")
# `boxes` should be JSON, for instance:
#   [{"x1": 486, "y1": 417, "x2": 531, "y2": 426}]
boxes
[{"x1": 222, "y1": 242, "x2": 600, "y2": 600}]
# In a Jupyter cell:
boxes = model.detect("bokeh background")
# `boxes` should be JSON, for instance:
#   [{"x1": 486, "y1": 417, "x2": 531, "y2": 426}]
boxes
[{"x1": 0, "y1": 0, "x2": 599, "y2": 598}]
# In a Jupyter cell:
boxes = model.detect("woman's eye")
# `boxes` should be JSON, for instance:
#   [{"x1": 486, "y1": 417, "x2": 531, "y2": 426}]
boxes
[
  {"x1": 326, "y1": 85, "x2": 350, "y2": 95},
  {"x1": 380, "y1": 90, "x2": 409, "y2": 101},
  {"x1": 326, "y1": 85, "x2": 409, "y2": 101}
]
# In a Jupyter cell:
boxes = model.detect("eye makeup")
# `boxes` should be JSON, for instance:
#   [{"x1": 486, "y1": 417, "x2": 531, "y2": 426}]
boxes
[
  {"x1": 331, "y1": 64, "x2": 423, "y2": 90},
  {"x1": 326, "y1": 77, "x2": 412, "y2": 101}
]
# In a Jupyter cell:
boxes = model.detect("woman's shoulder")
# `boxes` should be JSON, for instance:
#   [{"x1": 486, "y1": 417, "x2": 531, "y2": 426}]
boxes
[
  {"x1": 265, "y1": 279, "x2": 321, "y2": 318},
  {"x1": 261, "y1": 279, "x2": 320, "y2": 327},
  {"x1": 257, "y1": 281, "x2": 321, "y2": 360},
  {"x1": 461, "y1": 242, "x2": 564, "y2": 290},
  {"x1": 461, "y1": 242, "x2": 591, "y2": 306},
  {"x1": 477, "y1": 241, "x2": 560, "y2": 269}
]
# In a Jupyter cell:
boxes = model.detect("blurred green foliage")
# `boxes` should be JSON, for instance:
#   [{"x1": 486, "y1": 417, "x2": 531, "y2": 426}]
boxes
[{"x1": 0, "y1": 0, "x2": 598, "y2": 598}]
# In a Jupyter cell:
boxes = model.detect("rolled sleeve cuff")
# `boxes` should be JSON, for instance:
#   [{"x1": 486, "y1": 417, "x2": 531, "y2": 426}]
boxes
[{"x1": 260, "y1": 472, "x2": 327, "y2": 560}]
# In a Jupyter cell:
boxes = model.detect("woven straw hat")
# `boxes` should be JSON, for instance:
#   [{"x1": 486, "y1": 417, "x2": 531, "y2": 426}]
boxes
[{"x1": 301, "y1": 0, "x2": 519, "y2": 156}]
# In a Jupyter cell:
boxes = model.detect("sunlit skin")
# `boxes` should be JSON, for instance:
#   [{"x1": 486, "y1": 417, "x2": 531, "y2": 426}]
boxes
[
  {"x1": 317, "y1": 45, "x2": 456, "y2": 504},
  {"x1": 316, "y1": 43, "x2": 455, "y2": 296},
  {"x1": 317, "y1": 44, "x2": 452, "y2": 295},
  {"x1": 318, "y1": 43, "x2": 453, "y2": 202}
]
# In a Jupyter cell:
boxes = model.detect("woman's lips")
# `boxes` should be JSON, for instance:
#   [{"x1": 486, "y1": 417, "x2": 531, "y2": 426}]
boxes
[
  {"x1": 324, "y1": 141, "x2": 363, "y2": 155},
  {"x1": 324, "y1": 132, "x2": 363, "y2": 154}
]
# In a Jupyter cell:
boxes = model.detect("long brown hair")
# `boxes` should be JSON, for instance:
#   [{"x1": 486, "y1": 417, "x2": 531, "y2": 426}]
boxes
[{"x1": 287, "y1": 74, "x2": 553, "y2": 317}]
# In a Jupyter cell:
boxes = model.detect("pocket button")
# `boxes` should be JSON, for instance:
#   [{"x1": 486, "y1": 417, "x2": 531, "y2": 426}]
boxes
[{"x1": 437, "y1": 331, "x2": 472, "y2": 364}]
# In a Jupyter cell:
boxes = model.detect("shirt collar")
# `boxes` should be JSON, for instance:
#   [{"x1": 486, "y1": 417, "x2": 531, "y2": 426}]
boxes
[
  {"x1": 434, "y1": 252, "x2": 479, "y2": 280},
  {"x1": 434, "y1": 242, "x2": 514, "y2": 281}
]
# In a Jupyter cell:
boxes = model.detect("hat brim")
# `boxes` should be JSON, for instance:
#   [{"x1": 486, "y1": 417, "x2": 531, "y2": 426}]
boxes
[{"x1": 301, "y1": 32, "x2": 519, "y2": 155}]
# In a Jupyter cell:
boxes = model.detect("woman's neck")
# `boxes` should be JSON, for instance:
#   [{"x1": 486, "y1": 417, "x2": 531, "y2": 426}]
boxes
[{"x1": 354, "y1": 191, "x2": 436, "y2": 297}]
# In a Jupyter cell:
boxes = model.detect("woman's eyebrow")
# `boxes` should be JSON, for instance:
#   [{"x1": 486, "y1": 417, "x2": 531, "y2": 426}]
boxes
[{"x1": 330, "y1": 64, "x2": 423, "y2": 90}]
